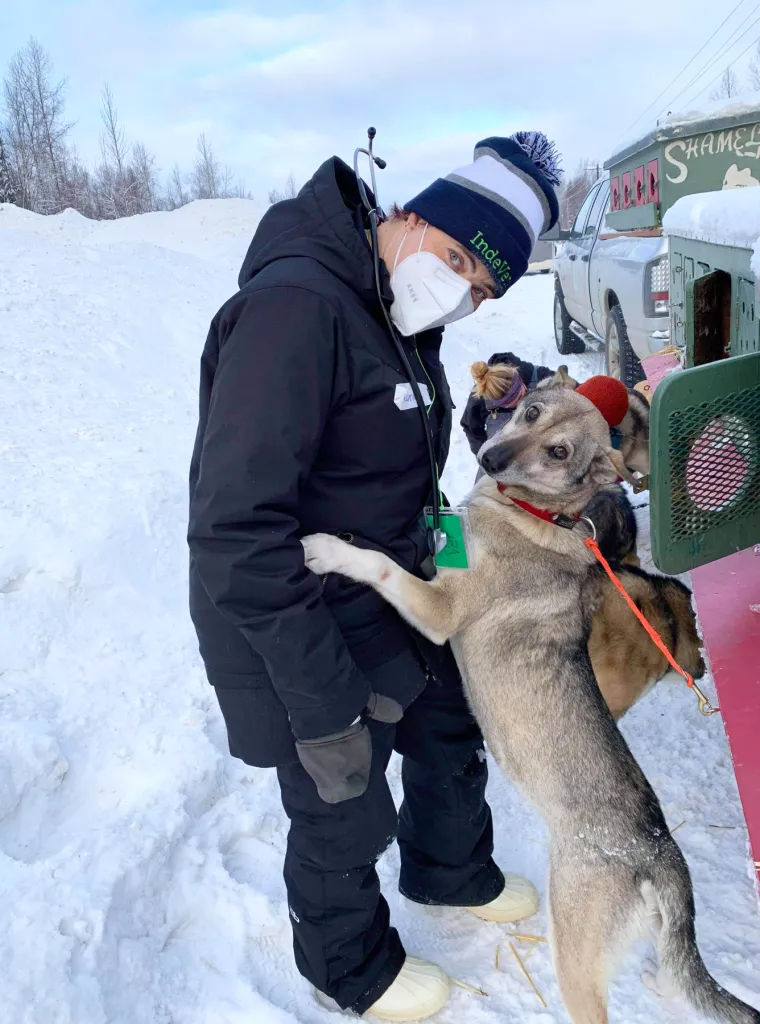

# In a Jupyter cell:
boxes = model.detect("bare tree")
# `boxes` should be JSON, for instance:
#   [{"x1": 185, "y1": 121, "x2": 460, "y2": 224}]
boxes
[
  {"x1": 163, "y1": 162, "x2": 189, "y2": 210},
  {"x1": 131, "y1": 141, "x2": 157, "y2": 212},
  {"x1": 189, "y1": 133, "x2": 233, "y2": 200},
  {"x1": 1, "y1": 44, "x2": 249, "y2": 218},
  {"x1": 27, "y1": 39, "x2": 73, "y2": 211},
  {"x1": 0, "y1": 130, "x2": 16, "y2": 204},
  {"x1": 93, "y1": 84, "x2": 160, "y2": 217},
  {"x1": 100, "y1": 84, "x2": 128, "y2": 178},
  {"x1": 1, "y1": 60, "x2": 35, "y2": 208},
  {"x1": 1, "y1": 38, "x2": 74, "y2": 212},
  {"x1": 710, "y1": 66, "x2": 740, "y2": 102},
  {"x1": 558, "y1": 161, "x2": 599, "y2": 230},
  {"x1": 749, "y1": 42, "x2": 760, "y2": 93},
  {"x1": 59, "y1": 147, "x2": 94, "y2": 217},
  {"x1": 268, "y1": 173, "x2": 298, "y2": 205},
  {"x1": 95, "y1": 84, "x2": 137, "y2": 217}
]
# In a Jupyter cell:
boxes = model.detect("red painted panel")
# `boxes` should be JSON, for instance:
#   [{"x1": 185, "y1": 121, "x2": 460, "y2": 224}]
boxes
[
  {"x1": 634, "y1": 165, "x2": 646, "y2": 206},
  {"x1": 622, "y1": 171, "x2": 632, "y2": 209},
  {"x1": 611, "y1": 176, "x2": 621, "y2": 211},
  {"x1": 691, "y1": 550, "x2": 760, "y2": 882},
  {"x1": 648, "y1": 158, "x2": 660, "y2": 204}
]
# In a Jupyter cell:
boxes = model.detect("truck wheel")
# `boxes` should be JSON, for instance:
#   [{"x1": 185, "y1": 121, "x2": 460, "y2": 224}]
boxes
[
  {"x1": 605, "y1": 304, "x2": 645, "y2": 388},
  {"x1": 554, "y1": 287, "x2": 585, "y2": 355}
]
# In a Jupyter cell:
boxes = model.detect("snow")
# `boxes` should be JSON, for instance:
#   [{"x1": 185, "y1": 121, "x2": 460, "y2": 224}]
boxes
[
  {"x1": 656, "y1": 92, "x2": 760, "y2": 134},
  {"x1": 664, "y1": 187, "x2": 760, "y2": 249},
  {"x1": 610, "y1": 91, "x2": 760, "y2": 163},
  {"x1": 1, "y1": 199, "x2": 758, "y2": 1024}
]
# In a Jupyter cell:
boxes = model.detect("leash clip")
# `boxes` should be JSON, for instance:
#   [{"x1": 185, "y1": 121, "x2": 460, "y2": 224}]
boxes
[{"x1": 691, "y1": 682, "x2": 719, "y2": 717}]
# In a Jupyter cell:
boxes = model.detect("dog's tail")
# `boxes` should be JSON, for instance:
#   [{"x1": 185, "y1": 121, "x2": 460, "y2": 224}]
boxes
[{"x1": 653, "y1": 852, "x2": 760, "y2": 1023}]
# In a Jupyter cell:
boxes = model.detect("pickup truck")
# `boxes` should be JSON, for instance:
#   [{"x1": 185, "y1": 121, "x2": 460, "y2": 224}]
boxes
[
  {"x1": 552, "y1": 177, "x2": 669, "y2": 386},
  {"x1": 551, "y1": 101, "x2": 760, "y2": 387}
]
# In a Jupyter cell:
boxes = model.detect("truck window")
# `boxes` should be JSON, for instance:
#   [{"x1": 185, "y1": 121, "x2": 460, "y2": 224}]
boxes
[
  {"x1": 584, "y1": 182, "x2": 610, "y2": 237},
  {"x1": 572, "y1": 184, "x2": 601, "y2": 235}
]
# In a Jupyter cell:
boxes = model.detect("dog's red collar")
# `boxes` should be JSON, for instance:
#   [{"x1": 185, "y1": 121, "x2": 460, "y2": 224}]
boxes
[{"x1": 496, "y1": 484, "x2": 580, "y2": 530}]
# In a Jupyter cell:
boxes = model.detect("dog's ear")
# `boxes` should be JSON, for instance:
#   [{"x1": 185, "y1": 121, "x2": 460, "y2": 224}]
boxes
[
  {"x1": 588, "y1": 445, "x2": 636, "y2": 486},
  {"x1": 537, "y1": 365, "x2": 578, "y2": 391}
]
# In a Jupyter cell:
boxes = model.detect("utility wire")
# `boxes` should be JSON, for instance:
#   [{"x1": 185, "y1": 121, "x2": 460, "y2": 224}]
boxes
[
  {"x1": 622, "y1": 0, "x2": 749, "y2": 136},
  {"x1": 679, "y1": 32, "x2": 760, "y2": 107},
  {"x1": 655, "y1": 4, "x2": 760, "y2": 118}
]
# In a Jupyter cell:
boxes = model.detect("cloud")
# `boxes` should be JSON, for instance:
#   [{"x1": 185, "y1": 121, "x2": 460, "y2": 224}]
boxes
[{"x1": 3, "y1": 0, "x2": 753, "y2": 204}]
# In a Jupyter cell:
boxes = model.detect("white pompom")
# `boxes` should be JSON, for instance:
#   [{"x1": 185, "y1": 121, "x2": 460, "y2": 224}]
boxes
[{"x1": 509, "y1": 131, "x2": 563, "y2": 186}]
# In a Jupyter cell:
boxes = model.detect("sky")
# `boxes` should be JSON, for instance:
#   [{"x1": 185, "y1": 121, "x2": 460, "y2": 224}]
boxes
[{"x1": 3, "y1": 0, "x2": 760, "y2": 206}]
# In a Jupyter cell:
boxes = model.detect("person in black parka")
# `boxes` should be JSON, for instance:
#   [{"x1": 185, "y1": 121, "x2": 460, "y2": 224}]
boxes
[{"x1": 188, "y1": 133, "x2": 563, "y2": 1020}]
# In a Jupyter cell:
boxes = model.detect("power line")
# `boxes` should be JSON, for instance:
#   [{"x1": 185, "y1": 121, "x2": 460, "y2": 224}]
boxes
[
  {"x1": 659, "y1": 5, "x2": 760, "y2": 114},
  {"x1": 680, "y1": 32, "x2": 760, "y2": 107},
  {"x1": 655, "y1": 4, "x2": 760, "y2": 118},
  {"x1": 622, "y1": 0, "x2": 748, "y2": 137}
]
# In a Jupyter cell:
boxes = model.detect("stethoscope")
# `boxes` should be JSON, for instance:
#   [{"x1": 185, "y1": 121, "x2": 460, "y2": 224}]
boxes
[{"x1": 353, "y1": 127, "x2": 443, "y2": 556}]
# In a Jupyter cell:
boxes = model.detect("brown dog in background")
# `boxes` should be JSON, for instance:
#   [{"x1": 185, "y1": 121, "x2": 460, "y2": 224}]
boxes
[
  {"x1": 589, "y1": 566, "x2": 706, "y2": 720},
  {"x1": 538, "y1": 371, "x2": 704, "y2": 721}
]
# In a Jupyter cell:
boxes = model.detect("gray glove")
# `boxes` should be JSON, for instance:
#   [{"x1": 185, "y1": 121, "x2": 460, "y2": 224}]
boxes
[
  {"x1": 295, "y1": 693, "x2": 403, "y2": 804},
  {"x1": 365, "y1": 692, "x2": 404, "y2": 724}
]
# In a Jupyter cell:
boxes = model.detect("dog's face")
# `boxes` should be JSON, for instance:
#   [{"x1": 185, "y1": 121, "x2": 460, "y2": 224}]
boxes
[
  {"x1": 620, "y1": 389, "x2": 651, "y2": 476},
  {"x1": 477, "y1": 383, "x2": 631, "y2": 513}
]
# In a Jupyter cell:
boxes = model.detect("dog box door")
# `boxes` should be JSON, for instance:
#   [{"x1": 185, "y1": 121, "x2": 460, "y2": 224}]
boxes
[{"x1": 649, "y1": 351, "x2": 760, "y2": 574}]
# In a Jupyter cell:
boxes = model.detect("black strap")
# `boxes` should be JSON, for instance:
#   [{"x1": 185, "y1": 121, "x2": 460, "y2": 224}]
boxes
[{"x1": 367, "y1": 210, "x2": 442, "y2": 553}]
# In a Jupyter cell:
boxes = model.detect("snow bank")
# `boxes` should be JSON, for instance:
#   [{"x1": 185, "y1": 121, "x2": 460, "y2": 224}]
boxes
[
  {"x1": 0, "y1": 197, "x2": 264, "y2": 265},
  {"x1": 663, "y1": 187, "x2": 760, "y2": 249},
  {"x1": 609, "y1": 91, "x2": 760, "y2": 164},
  {"x1": 657, "y1": 92, "x2": 760, "y2": 134},
  {"x1": 1, "y1": 201, "x2": 758, "y2": 1024}
]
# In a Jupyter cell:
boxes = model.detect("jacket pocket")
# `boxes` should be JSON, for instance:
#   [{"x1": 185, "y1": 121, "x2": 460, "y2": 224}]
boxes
[
  {"x1": 207, "y1": 669, "x2": 296, "y2": 768},
  {"x1": 361, "y1": 644, "x2": 428, "y2": 714}
]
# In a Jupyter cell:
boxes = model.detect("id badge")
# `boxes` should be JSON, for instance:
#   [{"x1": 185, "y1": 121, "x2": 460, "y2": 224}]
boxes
[{"x1": 424, "y1": 507, "x2": 473, "y2": 571}]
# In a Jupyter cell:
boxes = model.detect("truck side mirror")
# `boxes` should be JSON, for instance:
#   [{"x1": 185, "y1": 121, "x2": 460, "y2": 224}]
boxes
[{"x1": 539, "y1": 224, "x2": 573, "y2": 242}]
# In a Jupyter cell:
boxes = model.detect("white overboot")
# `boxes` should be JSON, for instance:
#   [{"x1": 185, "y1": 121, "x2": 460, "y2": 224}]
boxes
[
  {"x1": 365, "y1": 957, "x2": 450, "y2": 1022},
  {"x1": 314, "y1": 958, "x2": 449, "y2": 1021},
  {"x1": 464, "y1": 873, "x2": 539, "y2": 923}
]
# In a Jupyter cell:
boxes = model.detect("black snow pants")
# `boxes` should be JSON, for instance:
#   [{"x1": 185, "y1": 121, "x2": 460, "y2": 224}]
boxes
[{"x1": 276, "y1": 657, "x2": 505, "y2": 1015}]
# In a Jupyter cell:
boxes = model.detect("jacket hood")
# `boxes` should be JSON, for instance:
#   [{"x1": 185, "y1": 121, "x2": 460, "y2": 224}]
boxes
[{"x1": 238, "y1": 157, "x2": 392, "y2": 310}]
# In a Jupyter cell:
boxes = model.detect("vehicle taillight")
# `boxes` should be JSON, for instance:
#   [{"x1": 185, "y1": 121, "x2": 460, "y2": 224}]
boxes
[{"x1": 646, "y1": 257, "x2": 669, "y2": 316}]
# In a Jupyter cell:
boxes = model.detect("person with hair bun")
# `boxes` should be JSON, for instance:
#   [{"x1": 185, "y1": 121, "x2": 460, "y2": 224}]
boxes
[{"x1": 461, "y1": 350, "x2": 561, "y2": 455}]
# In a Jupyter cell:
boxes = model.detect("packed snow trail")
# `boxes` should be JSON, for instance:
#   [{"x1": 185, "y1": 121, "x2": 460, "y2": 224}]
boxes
[{"x1": 0, "y1": 200, "x2": 757, "y2": 1024}]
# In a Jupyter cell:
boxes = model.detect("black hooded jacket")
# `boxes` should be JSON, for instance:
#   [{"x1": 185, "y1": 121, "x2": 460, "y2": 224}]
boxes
[{"x1": 188, "y1": 157, "x2": 454, "y2": 763}]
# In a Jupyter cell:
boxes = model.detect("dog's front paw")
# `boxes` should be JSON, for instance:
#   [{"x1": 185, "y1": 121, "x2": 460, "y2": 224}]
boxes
[{"x1": 302, "y1": 534, "x2": 353, "y2": 577}]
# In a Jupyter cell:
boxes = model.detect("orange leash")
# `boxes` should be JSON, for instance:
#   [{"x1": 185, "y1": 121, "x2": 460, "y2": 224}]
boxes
[{"x1": 584, "y1": 537, "x2": 719, "y2": 717}]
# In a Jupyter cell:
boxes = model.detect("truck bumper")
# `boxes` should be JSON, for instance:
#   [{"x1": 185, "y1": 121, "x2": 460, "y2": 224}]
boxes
[{"x1": 628, "y1": 316, "x2": 671, "y2": 362}]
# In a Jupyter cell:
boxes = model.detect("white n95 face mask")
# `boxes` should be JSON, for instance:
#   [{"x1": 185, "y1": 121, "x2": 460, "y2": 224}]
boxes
[{"x1": 389, "y1": 226, "x2": 475, "y2": 336}]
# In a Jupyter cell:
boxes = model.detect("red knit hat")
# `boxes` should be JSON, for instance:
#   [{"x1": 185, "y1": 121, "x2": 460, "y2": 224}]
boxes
[{"x1": 576, "y1": 375, "x2": 629, "y2": 427}]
